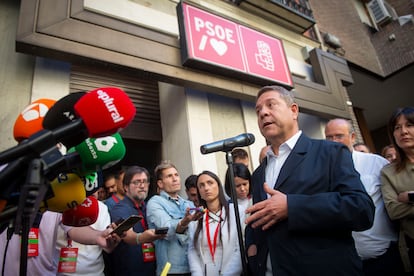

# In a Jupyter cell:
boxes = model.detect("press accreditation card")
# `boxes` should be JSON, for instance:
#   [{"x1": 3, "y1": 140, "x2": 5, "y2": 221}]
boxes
[
  {"x1": 27, "y1": 228, "x2": 39, "y2": 257},
  {"x1": 58, "y1": 247, "x2": 78, "y2": 273}
]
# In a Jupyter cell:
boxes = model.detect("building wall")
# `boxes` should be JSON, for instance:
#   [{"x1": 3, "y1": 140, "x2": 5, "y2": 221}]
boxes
[
  {"x1": 0, "y1": 0, "x2": 71, "y2": 151},
  {"x1": 370, "y1": 0, "x2": 414, "y2": 75},
  {"x1": 0, "y1": 0, "x2": 35, "y2": 150},
  {"x1": 158, "y1": 83, "x2": 195, "y2": 182},
  {"x1": 310, "y1": 0, "x2": 414, "y2": 76},
  {"x1": 309, "y1": 0, "x2": 383, "y2": 75}
]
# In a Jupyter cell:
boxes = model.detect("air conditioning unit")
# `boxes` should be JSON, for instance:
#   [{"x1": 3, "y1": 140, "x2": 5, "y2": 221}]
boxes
[{"x1": 367, "y1": 0, "x2": 391, "y2": 24}]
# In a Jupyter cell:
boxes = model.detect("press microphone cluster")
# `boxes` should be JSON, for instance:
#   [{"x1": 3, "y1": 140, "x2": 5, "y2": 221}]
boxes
[
  {"x1": 0, "y1": 132, "x2": 124, "y2": 215},
  {"x1": 0, "y1": 87, "x2": 135, "y2": 164},
  {"x1": 0, "y1": 87, "x2": 134, "y2": 229},
  {"x1": 200, "y1": 133, "x2": 255, "y2": 154}
]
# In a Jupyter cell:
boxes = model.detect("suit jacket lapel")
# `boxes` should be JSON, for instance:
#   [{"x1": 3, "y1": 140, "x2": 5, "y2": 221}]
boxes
[
  {"x1": 255, "y1": 160, "x2": 268, "y2": 201},
  {"x1": 274, "y1": 134, "x2": 309, "y2": 189}
]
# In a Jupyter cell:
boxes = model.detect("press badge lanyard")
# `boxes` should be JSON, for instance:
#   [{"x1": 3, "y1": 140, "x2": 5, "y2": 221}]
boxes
[
  {"x1": 27, "y1": 212, "x2": 42, "y2": 257},
  {"x1": 58, "y1": 236, "x2": 79, "y2": 273},
  {"x1": 112, "y1": 194, "x2": 120, "y2": 203},
  {"x1": 134, "y1": 202, "x2": 155, "y2": 263},
  {"x1": 134, "y1": 202, "x2": 147, "y2": 230},
  {"x1": 206, "y1": 209, "x2": 221, "y2": 262}
]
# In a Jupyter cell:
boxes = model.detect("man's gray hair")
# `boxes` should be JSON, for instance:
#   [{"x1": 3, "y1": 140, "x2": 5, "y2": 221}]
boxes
[{"x1": 256, "y1": 85, "x2": 296, "y2": 106}]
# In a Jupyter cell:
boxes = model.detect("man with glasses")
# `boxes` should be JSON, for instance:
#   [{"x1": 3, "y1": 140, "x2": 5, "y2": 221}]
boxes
[
  {"x1": 108, "y1": 166, "x2": 164, "y2": 276},
  {"x1": 325, "y1": 118, "x2": 402, "y2": 275},
  {"x1": 147, "y1": 160, "x2": 203, "y2": 276}
]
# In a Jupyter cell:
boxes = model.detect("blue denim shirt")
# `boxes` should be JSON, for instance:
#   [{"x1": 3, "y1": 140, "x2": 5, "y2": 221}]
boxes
[{"x1": 146, "y1": 191, "x2": 195, "y2": 275}]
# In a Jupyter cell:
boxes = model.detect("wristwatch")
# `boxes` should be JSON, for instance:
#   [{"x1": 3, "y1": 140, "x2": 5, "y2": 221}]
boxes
[{"x1": 408, "y1": 192, "x2": 414, "y2": 203}]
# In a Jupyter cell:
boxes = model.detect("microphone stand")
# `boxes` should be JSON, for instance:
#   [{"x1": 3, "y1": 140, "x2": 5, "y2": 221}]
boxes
[
  {"x1": 0, "y1": 137, "x2": 66, "y2": 275},
  {"x1": 15, "y1": 158, "x2": 50, "y2": 276},
  {"x1": 224, "y1": 151, "x2": 249, "y2": 276}
]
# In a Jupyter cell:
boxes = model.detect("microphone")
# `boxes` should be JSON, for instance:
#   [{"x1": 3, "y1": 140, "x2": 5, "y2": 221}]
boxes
[
  {"x1": 200, "y1": 133, "x2": 255, "y2": 154},
  {"x1": 74, "y1": 87, "x2": 136, "y2": 137},
  {"x1": 0, "y1": 87, "x2": 135, "y2": 164},
  {"x1": 69, "y1": 132, "x2": 126, "y2": 175},
  {"x1": 42, "y1": 92, "x2": 86, "y2": 147},
  {"x1": 80, "y1": 170, "x2": 104, "y2": 197},
  {"x1": 0, "y1": 99, "x2": 56, "y2": 212},
  {"x1": 62, "y1": 196, "x2": 99, "y2": 226},
  {"x1": 40, "y1": 132, "x2": 126, "y2": 180},
  {"x1": 13, "y1": 98, "x2": 56, "y2": 142},
  {"x1": 39, "y1": 173, "x2": 86, "y2": 213},
  {"x1": 0, "y1": 133, "x2": 122, "y2": 212}
]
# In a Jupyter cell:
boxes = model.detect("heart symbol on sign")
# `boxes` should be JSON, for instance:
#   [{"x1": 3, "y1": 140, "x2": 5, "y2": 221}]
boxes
[{"x1": 210, "y1": 39, "x2": 228, "y2": 56}]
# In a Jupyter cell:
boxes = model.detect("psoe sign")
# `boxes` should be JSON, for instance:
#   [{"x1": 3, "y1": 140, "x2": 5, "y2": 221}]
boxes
[{"x1": 177, "y1": 2, "x2": 293, "y2": 89}]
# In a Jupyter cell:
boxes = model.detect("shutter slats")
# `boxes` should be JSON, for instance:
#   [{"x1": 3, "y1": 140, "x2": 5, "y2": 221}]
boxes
[{"x1": 70, "y1": 65, "x2": 162, "y2": 141}]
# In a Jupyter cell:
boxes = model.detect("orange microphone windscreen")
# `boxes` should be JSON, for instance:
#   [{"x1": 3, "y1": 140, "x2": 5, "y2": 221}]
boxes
[{"x1": 13, "y1": 98, "x2": 56, "y2": 142}]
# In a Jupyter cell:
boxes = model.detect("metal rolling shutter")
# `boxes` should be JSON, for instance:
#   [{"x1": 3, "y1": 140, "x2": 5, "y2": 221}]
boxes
[{"x1": 70, "y1": 64, "x2": 162, "y2": 141}]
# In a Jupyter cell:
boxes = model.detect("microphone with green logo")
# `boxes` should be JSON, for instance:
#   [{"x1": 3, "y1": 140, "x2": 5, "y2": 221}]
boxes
[{"x1": 67, "y1": 132, "x2": 126, "y2": 176}]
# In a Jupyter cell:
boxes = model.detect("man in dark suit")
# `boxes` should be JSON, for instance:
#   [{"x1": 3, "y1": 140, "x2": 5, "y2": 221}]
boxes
[{"x1": 245, "y1": 85, "x2": 375, "y2": 276}]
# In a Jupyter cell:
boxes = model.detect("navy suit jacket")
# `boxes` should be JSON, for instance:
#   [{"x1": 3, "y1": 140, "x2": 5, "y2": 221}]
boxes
[{"x1": 246, "y1": 134, "x2": 374, "y2": 276}]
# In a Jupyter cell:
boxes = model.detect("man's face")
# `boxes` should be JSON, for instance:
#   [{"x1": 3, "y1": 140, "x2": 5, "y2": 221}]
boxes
[
  {"x1": 116, "y1": 172, "x2": 125, "y2": 196},
  {"x1": 186, "y1": 187, "x2": 199, "y2": 206},
  {"x1": 104, "y1": 177, "x2": 117, "y2": 196},
  {"x1": 325, "y1": 119, "x2": 354, "y2": 149},
  {"x1": 384, "y1": 147, "x2": 397, "y2": 163},
  {"x1": 125, "y1": 172, "x2": 149, "y2": 203},
  {"x1": 96, "y1": 187, "x2": 107, "y2": 201},
  {"x1": 255, "y1": 90, "x2": 298, "y2": 143},
  {"x1": 157, "y1": 167, "x2": 181, "y2": 196}
]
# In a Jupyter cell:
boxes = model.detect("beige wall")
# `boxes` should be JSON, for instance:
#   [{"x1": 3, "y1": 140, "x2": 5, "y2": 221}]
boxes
[
  {"x1": 185, "y1": 88, "x2": 219, "y2": 176},
  {"x1": 0, "y1": 0, "x2": 35, "y2": 150},
  {"x1": 0, "y1": 0, "x2": 71, "y2": 151},
  {"x1": 158, "y1": 82, "x2": 194, "y2": 196}
]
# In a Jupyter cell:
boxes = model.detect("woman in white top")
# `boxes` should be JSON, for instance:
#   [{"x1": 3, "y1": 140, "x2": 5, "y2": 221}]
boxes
[
  {"x1": 188, "y1": 171, "x2": 242, "y2": 276},
  {"x1": 225, "y1": 163, "x2": 252, "y2": 218}
]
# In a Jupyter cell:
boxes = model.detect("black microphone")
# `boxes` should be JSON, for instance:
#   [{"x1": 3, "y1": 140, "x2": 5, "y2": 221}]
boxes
[{"x1": 200, "y1": 133, "x2": 255, "y2": 154}]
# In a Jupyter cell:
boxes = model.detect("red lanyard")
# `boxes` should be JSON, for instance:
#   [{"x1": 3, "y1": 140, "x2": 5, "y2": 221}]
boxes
[
  {"x1": 205, "y1": 209, "x2": 221, "y2": 262},
  {"x1": 134, "y1": 202, "x2": 147, "y2": 230},
  {"x1": 112, "y1": 194, "x2": 119, "y2": 203}
]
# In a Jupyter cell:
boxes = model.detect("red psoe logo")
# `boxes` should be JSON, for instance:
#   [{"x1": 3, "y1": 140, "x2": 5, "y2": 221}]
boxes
[{"x1": 178, "y1": 2, "x2": 293, "y2": 88}]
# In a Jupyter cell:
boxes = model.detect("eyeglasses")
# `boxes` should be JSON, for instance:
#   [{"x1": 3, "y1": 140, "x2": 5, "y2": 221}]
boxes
[{"x1": 130, "y1": 179, "x2": 149, "y2": 186}]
